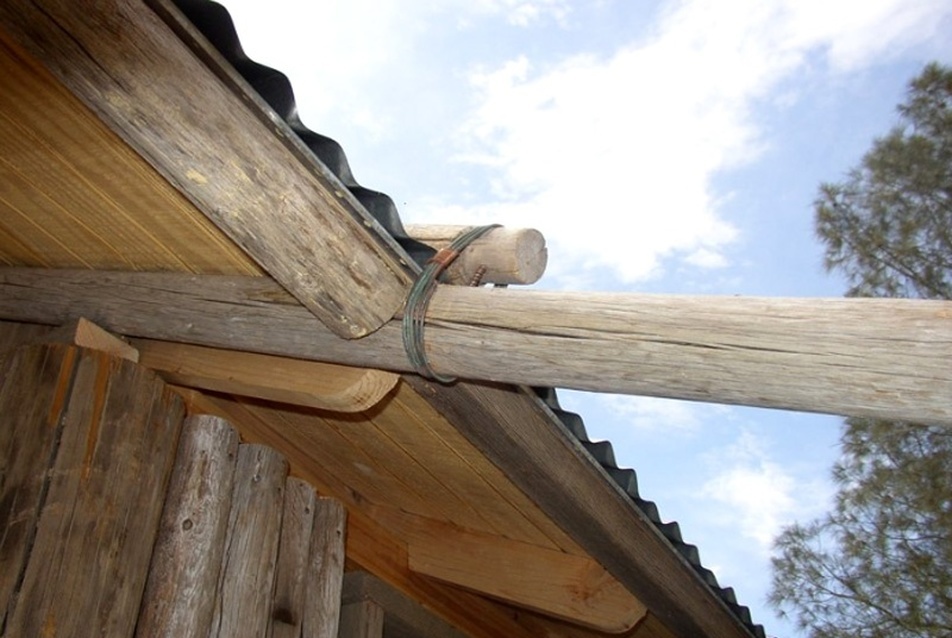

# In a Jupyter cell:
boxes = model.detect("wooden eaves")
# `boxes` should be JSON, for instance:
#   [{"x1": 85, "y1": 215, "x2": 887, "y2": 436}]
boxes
[{"x1": 0, "y1": 2, "x2": 762, "y2": 637}]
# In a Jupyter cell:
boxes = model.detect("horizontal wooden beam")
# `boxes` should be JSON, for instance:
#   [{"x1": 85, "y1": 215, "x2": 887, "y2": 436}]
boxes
[
  {"x1": 381, "y1": 510, "x2": 646, "y2": 633},
  {"x1": 132, "y1": 340, "x2": 398, "y2": 413},
  {"x1": 0, "y1": 0, "x2": 413, "y2": 338},
  {"x1": 2, "y1": 268, "x2": 949, "y2": 426}
]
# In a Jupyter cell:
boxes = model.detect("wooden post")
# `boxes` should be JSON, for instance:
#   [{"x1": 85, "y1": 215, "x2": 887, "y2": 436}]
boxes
[
  {"x1": 136, "y1": 415, "x2": 240, "y2": 638},
  {"x1": 0, "y1": 344, "x2": 184, "y2": 637},
  {"x1": 2, "y1": 268, "x2": 950, "y2": 425},
  {"x1": 210, "y1": 444, "x2": 289, "y2": 638},
  {"x1": 271, "y1": 481, "x2": 346, "y2": 638}
]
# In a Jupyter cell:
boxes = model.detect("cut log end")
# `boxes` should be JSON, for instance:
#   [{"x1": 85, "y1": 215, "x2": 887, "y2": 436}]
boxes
[{"x1": 405, "y1": 225, "x2": 548, "y2": 286}]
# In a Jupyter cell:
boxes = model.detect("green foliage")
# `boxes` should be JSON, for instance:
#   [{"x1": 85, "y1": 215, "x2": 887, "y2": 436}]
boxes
[
  {"x1": 815, "y1": 62, "x2": 952, "y2": 298},
  {"x1": 770, "y1": 419, "x2": 952, "y2": 638},
  {"x1": 770, "y1": 63, "x2": 952, "y2": 638}
]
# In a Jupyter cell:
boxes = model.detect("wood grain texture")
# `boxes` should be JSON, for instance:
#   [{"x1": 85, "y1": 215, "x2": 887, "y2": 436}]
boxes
[
  {"x1": 0, "y1": 0, "x2": 413, "y2": 337},
  {"x1": 134, "y1": 340, "x2": 398, "y2": 413},
  {"x1": 404, "y1": 225, "x2": 548, "y2": 285},
  {"x1": 410, "y1": 378, "x2": 754, "y2": 638},
  {"x1": 341, "y1": 571, "x2": 469, "y2": 638},
  {"x1": 188, "y1": 395, "x2": 585, "y2": 638},
  {"x1": 338, "y1": 601, "x2": 384, "y2": 638},
  {"x1": 0, "y1": 345, "x2": 75, "y2": 631},
  {"x1": 271, "y1": 478, "x2": 319, "y2": 638},
  {"x1": 303, "y1": 497, "x2": 347, "y2": 638},
  {"x1": 211, "y1": 444, "x2": 288, "y2": 638},
  {"x1": 4, "y1": 268, "x2": 949, "y2": 425},
  {"x1": 136, "y1": 414, "x2": 240, "y2": 638},
  {"x1": 1, "y1": 344, "x2": 184, "y2": 638},
  {"x1": 391, "y1": 510, "x2": 646, "y2": 632},
  {"x1": 47, "y1": 317, "x2": 139, "y2": 362},
  {"x1": 270, "y1": 480, "x2": 347, "y2": 638},
  {"x1": 0, "y1": 31, "x2": 261, "y2": 275}
]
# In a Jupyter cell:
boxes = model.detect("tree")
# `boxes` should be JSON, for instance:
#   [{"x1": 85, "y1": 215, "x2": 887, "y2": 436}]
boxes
[
  {"x1": 769, "y1": 63, "x2": 952, "y2": 638},
  {"x1": 814, "y1": 62, "x2": 952, "y2": 299}
]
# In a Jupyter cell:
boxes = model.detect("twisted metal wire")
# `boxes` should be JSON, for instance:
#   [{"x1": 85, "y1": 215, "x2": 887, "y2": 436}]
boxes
[{"x1": 401, "y1": 224, "x2": 500, "y2": 382}]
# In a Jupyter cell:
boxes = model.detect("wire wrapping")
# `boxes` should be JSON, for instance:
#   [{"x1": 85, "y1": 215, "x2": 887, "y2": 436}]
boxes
[{"x1": 401, "y1": 224, "x2": 500, "y2": 382}]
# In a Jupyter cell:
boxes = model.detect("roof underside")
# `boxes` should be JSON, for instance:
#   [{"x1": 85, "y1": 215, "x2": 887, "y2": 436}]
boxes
[{"x1": 0, "y1": 2, "x2": 763, "y2": 636}]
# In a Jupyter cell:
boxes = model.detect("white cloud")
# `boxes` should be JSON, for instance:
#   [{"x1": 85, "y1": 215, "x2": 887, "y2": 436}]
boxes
[
  {"x1": 698, "y1": 430, "x2": 830, "y2": 554},
  {"x1": 441, "y1": 0, "x2": 952, "y2": 286},
  {"x1": 597, "y1": 394, "x2": 707, "y2": 435}
]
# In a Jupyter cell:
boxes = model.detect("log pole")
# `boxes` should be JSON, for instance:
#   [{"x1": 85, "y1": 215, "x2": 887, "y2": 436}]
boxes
[
  {"x1": 1, "y1": 268, "x2": 950, "y2": 425},
  {"x1": 404, "y1": 225, "x2": 548, "y2": 285}
]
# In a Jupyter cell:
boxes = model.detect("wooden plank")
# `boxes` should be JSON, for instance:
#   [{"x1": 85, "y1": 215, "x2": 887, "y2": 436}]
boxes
[
  {"x1": 211, "y1": 443, "x2": 288, "y2": 638},
  {"x1": 303, "y1": 497, "x2": 347, "y2": 638},
  {"x1": 0, "y1": 0, "x2": 413, "y2": 338},
  {"x1": 136, "y1": 414, "x2": 240, "y2": 638},
  {"x1": 339, "y1": 601, "x2": 384, "y2": 638},
  {"x1": 3, "y1": 344, "x2": 184, "y2": 637},
  {"x1": 413, "y1": 379, "x2": 753, "y2": 638},
  {"x1": 3, "y1": 268, "x2": 950, "y2": 425},
  {"x1": 134, "y1": 339, "x2": 398, "y2": 413},
  {"x1": 388, "y1": 510, "x2": 646, "y2": 633},
  {"x1": 0, "y1": 32, "x2": 261, "y2": 275},
  {"x1": 0, "y1": 345, "x2": 75, "y2": 629},
  {"x1": 47, "y1": 316, "x2": 139, "y2": 362},
  {"x1": 187, "y1": 394, "x2": 572, "y2": 638}
]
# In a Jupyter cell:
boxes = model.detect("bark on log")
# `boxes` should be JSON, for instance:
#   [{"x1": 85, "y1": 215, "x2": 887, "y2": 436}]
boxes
[{"x1": 1, "y1": 268, "x2": 950, "y2": 425}]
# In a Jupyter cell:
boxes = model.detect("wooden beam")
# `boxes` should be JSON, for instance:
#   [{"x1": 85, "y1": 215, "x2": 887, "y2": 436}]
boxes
[
  {"x1": 3, "y1": 268, "x2": 950, "y2": 426},
  {"x1": 0, "y1": 0, "x2": 413, "y2": 338},
  {"x1": 132, "y1": 340, "x2": 398, "y2": 413},
  {"x1": 384, "y1": 510, "x2": 646, "y2": 633},
  {"x1": 405, "y1": 225, "x2": 548, "y2": 285}
]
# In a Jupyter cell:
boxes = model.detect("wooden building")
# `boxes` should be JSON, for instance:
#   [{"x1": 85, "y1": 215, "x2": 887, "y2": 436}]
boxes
[{"x1": 0, "y1": 1, "x2": 772, "y2": 636}]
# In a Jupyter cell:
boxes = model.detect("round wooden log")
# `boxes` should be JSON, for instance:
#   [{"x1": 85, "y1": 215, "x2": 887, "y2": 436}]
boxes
[
  {"x1": 2, "y1": 269, "x2": 951, "y2": 425},
  {"x1": 404, "y1": 225, "x2": 547, "y2": 285}
]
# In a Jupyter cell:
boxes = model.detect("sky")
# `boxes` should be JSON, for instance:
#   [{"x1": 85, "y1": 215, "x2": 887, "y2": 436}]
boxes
[{"x1": 217, "y1": 2, "x2": 952, "y2": 636}]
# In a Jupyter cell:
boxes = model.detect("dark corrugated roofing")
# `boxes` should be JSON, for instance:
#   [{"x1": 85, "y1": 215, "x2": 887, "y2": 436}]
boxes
[{"x1": 172, "y1": 2, "x2": 765, "y2": 636}]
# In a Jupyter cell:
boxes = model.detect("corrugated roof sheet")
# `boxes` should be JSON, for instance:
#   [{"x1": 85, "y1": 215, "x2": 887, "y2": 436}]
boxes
[{"x1": 173, "y1": 2, "x2": 765, "y2": 636}]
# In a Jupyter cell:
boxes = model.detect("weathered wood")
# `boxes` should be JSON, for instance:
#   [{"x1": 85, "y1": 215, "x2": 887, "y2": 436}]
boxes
[
  {"x1": 271, "y1": 481, "x2": 347, "y2": 638},
  {"x1": 392, "y1": 511, "x2": 646, "y2": 632},
  {"x1": 3, "y1": 268, "x2": 950, "y2": 425},
  {"x1": 136, "y1": 414, "x2": 240, "y2": 638},
  {"x1": 134, "y1": 340, "x2": 398, "y2": 413},
  {"x1": 338, "y1": 601, "x2": 385, "y2": 638},
  {"x1": 304, "y1": 497, "x2": 347, "y2": 638},
  {"x1": 0, "y1": 345, "x2": 75, "y2": 631},
  {"x1": 341, "y1": 571, "x2": 469, "y2": 638},
  {"x1": 271, "y1": 478, "x2": 318, "y2": 638},
  {"x1": 0, "y1": 0, "x2": 414, "y2": 338},
  {"x1": 210, "y1": 443, "x2": 288, "y2": 638},
  {"x1": 1, "y1": 344, "x2": 184, "y2": 637},
  {"x1": 405, "y1": 224, "x2": 547, "y2": 285}
]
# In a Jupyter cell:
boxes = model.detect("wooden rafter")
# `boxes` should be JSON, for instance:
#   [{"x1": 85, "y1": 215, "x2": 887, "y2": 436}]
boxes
[{"x1": 0, "y1": 0, "x2": 414, "y2": 338}]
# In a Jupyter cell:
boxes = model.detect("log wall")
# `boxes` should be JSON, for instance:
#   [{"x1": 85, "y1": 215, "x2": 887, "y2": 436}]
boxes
[{"x1": 0, "y1": 344, "x2": 345, "y2": 638}]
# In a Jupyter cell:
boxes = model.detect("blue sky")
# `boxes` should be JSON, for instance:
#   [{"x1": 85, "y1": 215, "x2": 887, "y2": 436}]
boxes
[{"x1": 219, "y1": 2, "x2": 952, "y2": 635}]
